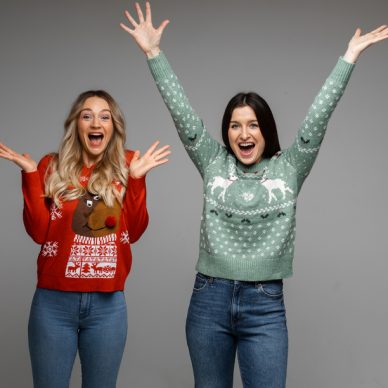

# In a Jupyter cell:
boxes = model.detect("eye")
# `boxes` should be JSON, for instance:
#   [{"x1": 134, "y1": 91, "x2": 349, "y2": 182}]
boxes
[
  {"x1": 250, "y1": 123, "x2": 259, "y2": 128},
  {"x1": 81, "y1": 113, "x2": 92, "y2": 121},
  {"x1": 99, "y1": 115, "x2": 111, "y2": 122},
  {"x1": 93, "y1": 195, "x2": 100, "y2": 201},
  {"x1": 86, "y1": 200, "x2": 93, "y2": 207},
  {"x1": 230, "y1": 123, "x2": 239, "y2": 129}
]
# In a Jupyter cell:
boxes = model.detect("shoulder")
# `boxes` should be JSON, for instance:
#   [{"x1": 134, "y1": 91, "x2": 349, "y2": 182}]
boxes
[{"x1": 37, "y1": 153, "x2": 57, "y2": 174}]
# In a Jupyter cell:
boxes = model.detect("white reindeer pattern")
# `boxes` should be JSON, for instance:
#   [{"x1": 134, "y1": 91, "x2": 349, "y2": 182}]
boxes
[
  {"x1": 207, "y1": 175, "x2": 237, "y2": 202},
  {"x1": 260, "y1": 177, "x2": 293, "y2": 204}
]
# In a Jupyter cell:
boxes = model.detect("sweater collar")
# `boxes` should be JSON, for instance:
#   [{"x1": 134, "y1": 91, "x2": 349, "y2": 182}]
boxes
[{"x1": 235, "y1": 158, "x2": 269, "y2": 178}]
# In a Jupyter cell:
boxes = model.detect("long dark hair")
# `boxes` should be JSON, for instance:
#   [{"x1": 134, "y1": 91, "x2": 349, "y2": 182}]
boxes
[{"x1": 222, "y1": 92, "x2": 281, "y2": 159}]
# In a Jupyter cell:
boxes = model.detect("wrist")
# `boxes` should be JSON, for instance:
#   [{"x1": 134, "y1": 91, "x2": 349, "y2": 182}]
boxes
[
  {"x1": 23, "y1": 166, "x2": 38, "y2": 173},
  {"x1": 146, "y1": 47, "x2": 161, "y2": 59},
  {"x1": 343, "y1": 48, "x2": 360, "y2": 64},
  {"x1": 129, "y1": 171, "x2": 145, "y2": 179}
]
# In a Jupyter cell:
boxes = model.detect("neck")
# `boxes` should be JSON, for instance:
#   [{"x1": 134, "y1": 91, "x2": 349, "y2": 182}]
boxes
[{"x1": 82, "y1": 152, "x2": 102, "y2": 168}]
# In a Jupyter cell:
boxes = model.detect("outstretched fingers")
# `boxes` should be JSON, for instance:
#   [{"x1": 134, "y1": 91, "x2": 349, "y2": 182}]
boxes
[
  {"x1": 135, "y1": 2, "x2": 145, "y2": 24},
  {"x1": 145, "y1": 1, "x2": 152, "y2": 24},
  {"x1": 370, "y1": 24, "x2": 388, "y2": 34},
  {"x1": 153, "y1": 148, "x2": 171, "y2": 163},
  {"x1": 144, "y1": 141, "x2": 171, "y2": 165},
  {"x1": 157, "y1": 19, "x2": 170, "y2": 35},
  {"x1": 372, "y1": 26, "x2": 388, "y2": 43},
  {"x1": 143, "y1": 140, "x2": 161, "y2": 157},
  {"x1": 124, "y1": 10, "x2": 138, "y2": 29},
  {"x1": 0, "y1": 142, "x2": 17, "y2": 160},
  {"x1": 120, "y1": 22, "x2": 134, "y2": 36},
  {"x1": 363, "y1": 25, "x2": 388, "y2": 43}
]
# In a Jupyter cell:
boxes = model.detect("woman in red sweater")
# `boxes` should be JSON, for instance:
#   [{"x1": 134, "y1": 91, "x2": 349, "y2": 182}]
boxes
[{"x1": 0, "y1": 89, "x2": 170, "y2": 388}]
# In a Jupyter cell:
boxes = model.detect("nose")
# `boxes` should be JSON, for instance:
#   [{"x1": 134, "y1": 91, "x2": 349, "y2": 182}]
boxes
[
  {"x1": 91, "y1": 116, "x2": 101, "y2": 128},
  {"x1": 240, "y1": 126, "x2": 250, "y2": 140}
]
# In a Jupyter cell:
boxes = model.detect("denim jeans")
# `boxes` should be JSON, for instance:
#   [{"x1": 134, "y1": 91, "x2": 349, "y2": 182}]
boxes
[
  {"x1": 28, "y1": 288, "x2": 127, "y2": 388},
  {"x1": 186, "y1": 273, "x2": 288, "y2": 388}
]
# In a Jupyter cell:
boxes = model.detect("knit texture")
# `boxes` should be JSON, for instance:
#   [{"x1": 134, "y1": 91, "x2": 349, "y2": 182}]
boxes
[
  {"x1": 148, "y1": 52, "x2": 354, "y2": 281},
  {"x1": 22, "y1": 150, "x2": 149, "y2": 291}
]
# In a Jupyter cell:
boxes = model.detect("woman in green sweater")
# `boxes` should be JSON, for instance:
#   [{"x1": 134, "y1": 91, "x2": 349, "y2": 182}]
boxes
[{"x1": 121, "y1": 3, "x2": 388, "y2": 387}]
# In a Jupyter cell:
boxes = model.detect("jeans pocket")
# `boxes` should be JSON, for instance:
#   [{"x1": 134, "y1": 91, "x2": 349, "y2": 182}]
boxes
[
  {"x1": 258, "y1": 280, "x2": 283, "y2": 298},
  {"x1": 193, "y1": 273, "x2": 208, "y2": 293}
]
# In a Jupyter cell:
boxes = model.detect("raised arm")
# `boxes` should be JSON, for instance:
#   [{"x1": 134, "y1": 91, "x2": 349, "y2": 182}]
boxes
[
  {"x1": 120, "y1": 2, "x2": 223, "y2": 177},
  {"x1": 284, "y1": 25, "x2": 388, "y2": 192}
]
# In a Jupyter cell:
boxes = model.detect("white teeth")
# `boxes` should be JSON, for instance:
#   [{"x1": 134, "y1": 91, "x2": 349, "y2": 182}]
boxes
[{"x1": 239, "y1": 142, "x2": 254, "y2": 146}]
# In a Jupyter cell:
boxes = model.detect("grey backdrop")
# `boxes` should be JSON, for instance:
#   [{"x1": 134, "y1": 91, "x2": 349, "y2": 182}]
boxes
[{"x1": 1, "y1": 0, "x2": 387, "y2": 387}]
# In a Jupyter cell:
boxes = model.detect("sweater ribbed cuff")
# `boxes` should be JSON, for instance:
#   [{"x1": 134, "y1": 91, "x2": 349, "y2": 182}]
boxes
[
  {"x1": 331, "y1": 57, "x2": 355, "y2": 84},
  {"x1": 147, "y1": 51, "x2": 172, "y2": 80}
]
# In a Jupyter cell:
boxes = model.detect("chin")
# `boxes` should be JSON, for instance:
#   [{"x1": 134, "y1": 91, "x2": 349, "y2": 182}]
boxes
[{"x1": 235, "y1": 152, "x2": 261, "y2": 165}]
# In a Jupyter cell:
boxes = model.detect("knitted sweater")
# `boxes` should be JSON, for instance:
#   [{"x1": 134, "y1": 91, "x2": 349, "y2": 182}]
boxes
[
  {"x1": 22, "y1": 150, "x2": 148, "y2": 291},
  {"x1": 148, "y1": 52, "x2": 354, "y2": 281}
]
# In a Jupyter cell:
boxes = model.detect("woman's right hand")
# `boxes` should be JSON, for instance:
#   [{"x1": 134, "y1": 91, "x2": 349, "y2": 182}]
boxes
[
  {"x1": 120, "y1": 2, "x2": 169, "y2": 59},
  {"x1": 0, "y1": 142, "x2": 37, "y2": 172}
]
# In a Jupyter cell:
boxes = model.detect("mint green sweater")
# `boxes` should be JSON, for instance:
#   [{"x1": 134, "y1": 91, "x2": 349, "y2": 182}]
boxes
[{"x1": 148, "y1": 52, "x2": 354, "y2": 281}]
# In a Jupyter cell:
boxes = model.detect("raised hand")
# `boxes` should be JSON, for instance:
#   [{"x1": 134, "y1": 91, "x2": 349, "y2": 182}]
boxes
[
  {"x1": 129, "y1": 140, "x2": 170, "y2": 179},
  {"x1": 0, "y1": 142, "x2": 37, "y2": 172},
  {"x1": 343, "y1": 25, "x2": 388, "y2": 63},
  {"x1": 120, "y1": 2, "x2": 169, "y2": 58}
]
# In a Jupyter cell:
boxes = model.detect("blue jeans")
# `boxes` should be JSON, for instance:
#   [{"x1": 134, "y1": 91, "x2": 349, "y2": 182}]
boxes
[
  {"x1": 28, "y1": 288, "x2": 127, "y2": 388},
  {"x1": 186, "y1": 273, "x2": 288, "y2": 388}
]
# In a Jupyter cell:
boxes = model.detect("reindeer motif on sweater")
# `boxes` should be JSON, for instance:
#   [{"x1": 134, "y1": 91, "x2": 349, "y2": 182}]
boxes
[{"x1": 66, "y1": 192, "x2": 121, "y2": 279}]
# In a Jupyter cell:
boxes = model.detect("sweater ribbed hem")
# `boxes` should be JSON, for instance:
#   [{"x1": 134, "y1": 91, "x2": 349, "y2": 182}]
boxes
[
  {"x1": 196, "y1": 250, "x2": 293, "y2": 281},
  {"x1": 37, "y1": 275, "x2": 127, "y2": 292}
]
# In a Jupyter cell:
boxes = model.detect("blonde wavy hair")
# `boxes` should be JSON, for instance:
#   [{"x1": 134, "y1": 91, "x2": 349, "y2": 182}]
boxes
[{"x1": 45, "y1": 90, "x2": 129, "y2": 208}]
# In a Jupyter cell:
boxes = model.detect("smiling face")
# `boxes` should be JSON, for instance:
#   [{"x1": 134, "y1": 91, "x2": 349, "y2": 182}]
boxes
[
  {"x1": 77, "y1": 96, "x2": 114, "y2": 167},
  {"x1": 227, "y1": 105, "x2": 265, "y2": 165}
]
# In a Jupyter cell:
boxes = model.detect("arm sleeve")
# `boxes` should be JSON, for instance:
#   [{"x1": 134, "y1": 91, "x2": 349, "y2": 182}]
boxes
[
  {"x1": 21, "y1": 155, "x2": 52, "y2": 244},
  {"x1": 122, "y1": 152, "x2": 149, "y2": 244},
  {"x1": 147, "y1": 52, "x2": 224, "y2": 177},
  {"x1": 283, "y1": 57, "x2": 355, "y2": 191}
]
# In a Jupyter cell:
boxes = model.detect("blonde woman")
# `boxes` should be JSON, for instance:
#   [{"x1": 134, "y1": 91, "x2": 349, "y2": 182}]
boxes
[{"x1": 0, "y1": 89, "x2": 170, "y2": 388}]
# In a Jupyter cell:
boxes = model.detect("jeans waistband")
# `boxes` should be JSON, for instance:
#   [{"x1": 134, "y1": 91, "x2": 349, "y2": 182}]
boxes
[{"x1": 197, "y1": 272, "x2": 283, "y2": 286}]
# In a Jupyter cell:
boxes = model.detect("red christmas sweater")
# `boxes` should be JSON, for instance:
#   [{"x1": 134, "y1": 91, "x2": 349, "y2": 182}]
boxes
[{"x1": 21, "y1": 150, "x2": 149, "y2": 292}]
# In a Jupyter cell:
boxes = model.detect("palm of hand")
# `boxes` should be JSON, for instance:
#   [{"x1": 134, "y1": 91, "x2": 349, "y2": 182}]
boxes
[
  {"x1": 129, "y1": 155, "x2": 149, "y2": 179},
  {"x1": 132, "y1": 22, "x2": 161, "y2": 53},
  {"x1": 121, "y1": 2, "x2": 169, "y2": 56},
  {"x1": 349, "y1": 25, "x2": 388, "y2": 53},
  {"x1": 0, "y1": 143, "x2": 37, "y2": 172},
  {"x1": 128, "y1": 141, "x2": 171, "y2": 179}
]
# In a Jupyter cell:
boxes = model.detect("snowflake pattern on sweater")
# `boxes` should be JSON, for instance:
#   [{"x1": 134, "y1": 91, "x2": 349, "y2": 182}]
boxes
[{"x1": 148, "y1": 52, "x2": 354, "y2": 281}]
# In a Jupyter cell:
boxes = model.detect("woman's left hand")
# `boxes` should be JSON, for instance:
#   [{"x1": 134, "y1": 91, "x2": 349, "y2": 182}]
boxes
[
  {"x1": 129, "y1": 141, "x2": 171, "y2": 179},
  {"x1": 343, "y1": 25, "x2": 388, "y2": 63}
]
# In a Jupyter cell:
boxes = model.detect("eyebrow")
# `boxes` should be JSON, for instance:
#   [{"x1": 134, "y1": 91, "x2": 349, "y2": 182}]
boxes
[
  {"x1": 230, "y1": 120, "x2": 258, "y2": 123},
  {"x1": 80, "y1": 108, "x2": 111, "y2": 113}
]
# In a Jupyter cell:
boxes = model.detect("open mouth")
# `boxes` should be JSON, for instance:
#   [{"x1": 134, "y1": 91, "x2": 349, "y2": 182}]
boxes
[
  {"x1": 239, "y1": 142, "x2": 255, "y2": 150},
  {"x1": 238, "y1": 142, "x2": 255, "y2": 156},
  {"x1": 88, "y1": 133, "x2": 104, "y2": 147}
]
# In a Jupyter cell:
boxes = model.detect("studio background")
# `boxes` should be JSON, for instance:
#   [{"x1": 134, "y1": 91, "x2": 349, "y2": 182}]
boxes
[{"x1": 1, "y1": 0, "x2": 387, "y2": 387}]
